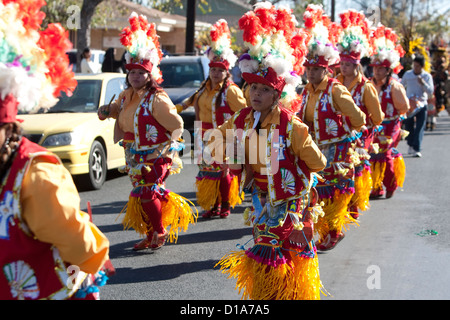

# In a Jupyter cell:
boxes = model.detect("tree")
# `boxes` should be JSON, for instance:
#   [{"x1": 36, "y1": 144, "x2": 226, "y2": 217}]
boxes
[
  {"x1": 76, "y1": 0, "x2": 104, "y2": 71},
  {"x1": 130, "y1": 0, "x2": 210, "y2": 14},
  {"x1": 41, "y1": 0, "x2": 79, "y2": 29},
  {"x1": 43, "y1": 0, "x2": 129, "y2": 71},
  {"x1": 352, "y1": 0, "x2": 449, "y2": 44},
  {"x1": 349, "y1": 0, "x2": 449, "y2": 73}
]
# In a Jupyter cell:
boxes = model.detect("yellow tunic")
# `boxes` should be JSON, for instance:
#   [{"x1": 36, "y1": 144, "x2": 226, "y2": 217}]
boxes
[
  {"x1": 21, "y1": 159, "x2": 109, "y2": 274},
  {"x1": 109, "y1": 87, "x2": 184, "y2": 160},
  {"x1": 372, "y1": 79, "x2": 410, "y2": 115},
  {"x1": 217, "y1": 106, "x2": 326, "y2": 174},
  {"x1": 337, "y1": 73, "x2": 385, "y2": 126},
  {"x1": 303, "y1": 76, "x2": 366, "y2": 130},
  {"x1": 185, "y1": 79, "x2": 247, "y2": 124}
]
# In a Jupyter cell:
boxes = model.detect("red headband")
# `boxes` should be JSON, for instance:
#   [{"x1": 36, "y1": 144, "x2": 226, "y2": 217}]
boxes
[
  {"x1": 0, "y1": 94, "x2": 22, "y2": 124},
  {"x1": 303, "y1": 55, "x2": 334, "y2": 73},
  {"x1": 209, "y1": 60, "x2": 230, "y2": 70},
  {"x1": 369, "y1": 58, "x2": 391, "y2": 69},
  {"x1": 303, "y1": 55, "x2": 329, "y2": 69},
  {"x1": 339, "y1": 51, "x2": 361, "y2": 64},
  {"x1": 242, "y1": 67, "x2": 285, "y2": 96},
  {"x1": 125, "y1": 58, "x2": 153, "y2": 73}
]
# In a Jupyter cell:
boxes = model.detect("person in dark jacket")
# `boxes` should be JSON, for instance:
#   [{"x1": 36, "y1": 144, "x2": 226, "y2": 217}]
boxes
[{"x1": 102, "y1": 48, "x2": 124, "y2": 73}]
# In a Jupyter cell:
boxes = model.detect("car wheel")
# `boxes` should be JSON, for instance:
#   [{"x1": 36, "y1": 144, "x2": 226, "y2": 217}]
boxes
[{"x1": 85, "y1": 140, "x2": 107, "y2": 190}]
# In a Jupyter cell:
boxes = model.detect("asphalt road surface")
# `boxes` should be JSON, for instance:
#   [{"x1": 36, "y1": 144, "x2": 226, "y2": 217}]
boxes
[{"x1": 78, "y1": 111, "x2": 450, "y2": 301}]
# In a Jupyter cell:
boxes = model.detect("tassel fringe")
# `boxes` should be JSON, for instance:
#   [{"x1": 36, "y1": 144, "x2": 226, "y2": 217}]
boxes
[
  {"x1": 315, "y1": 190, "x2": 357, "y2": 242},
  {"x1": 393, "y1": 155, "x2": 405, "y2": 188},
  {"x1": 229, "y1": 175, "x2": 244, "y2": 208},
  {"x1": 351, "y1": 167, "x2": 372, "y2": 211},
  {"x1": 120, "y1": 196, "x2": 149, "y2": 236},
  {"x1": 195, "y1": 178, "x2": 221, "y2": 210},
  {"x1": 370, "y1": 161, "x2": 386, "y2": 192},
  {"x1": 196, "y1": 175, "x2": 243, "y2": 210},
  {"x1": 162, "y1": 191, "x2": 198, "y2": 243},
  {"x1": 215, "y1": 250, "x2": 324, "y2": 300},
  {"x1": 119, "y1": 193, "x2": 198, "y2": 242}
]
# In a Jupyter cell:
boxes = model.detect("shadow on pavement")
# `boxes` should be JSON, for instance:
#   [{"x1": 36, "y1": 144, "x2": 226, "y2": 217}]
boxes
[{"x1": 108, "y1": 259, "x2": 221, "y2": 284}]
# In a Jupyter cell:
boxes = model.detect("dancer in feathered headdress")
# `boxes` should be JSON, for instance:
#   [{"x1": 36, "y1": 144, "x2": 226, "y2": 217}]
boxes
[
  {"x1": 369, "y1": 24, "x2": 405, "y2": 75},
  {"x1": 215, "y1": 2, "x2": 328, "y2": 300},
  {"x1": 179, "y1": 19, "x2": 246, "y2": 219},
  {"x1": 0, "y1": 0, "x2": 111, "y2": 300},
  {"x1": 206, "y1": 19, "x2": 238, "y2": 71},
  {"x1": 297, "y1": 4, "x2": 367, "y2": 251},
  {"x1": 0, "y1": 0, "x2": 77, "y2": 113},
  {"x1": 337, "y1": 9, "x2": 373, "y2": 64},
  {"x1": 302, "y1": 4, "x2": 341, "y2": 73},
  {"x1": 335, "y1": 10, "x2": 385, "y2": 219},
  {"x1": 368, "y1": 24, "x2": 409, "y2": 200},
  {"x1": 99, "y1": 12, "x2": 197, "y2": 251},
  {"x1": 238, "y1": 1, "x2": 309, "y2": 112},
  {"x1": 120, "y1": 12, "x2": 164, "y2": 83}
]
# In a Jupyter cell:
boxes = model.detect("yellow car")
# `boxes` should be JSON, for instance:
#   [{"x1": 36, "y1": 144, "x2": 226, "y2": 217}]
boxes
[{"x1": 19, "y1": 73, "x2": 126, "y2": 190}]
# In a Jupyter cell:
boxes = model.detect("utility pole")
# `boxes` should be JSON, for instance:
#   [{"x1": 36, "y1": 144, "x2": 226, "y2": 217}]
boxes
[
  {"x1": 185, "y1": 0, "x2": 196, "y2": 55},
  {"x1": 331, "y1": 0, "x2": 335, "y2": 21},
  {"x1": 379, "y1": 0, "x2": 382, "y2": 25}
]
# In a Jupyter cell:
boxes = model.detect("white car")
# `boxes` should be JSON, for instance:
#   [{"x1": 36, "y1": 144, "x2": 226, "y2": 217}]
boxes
[{"x1": 66, "y1": 49, "x2": 105, "y2": 73}]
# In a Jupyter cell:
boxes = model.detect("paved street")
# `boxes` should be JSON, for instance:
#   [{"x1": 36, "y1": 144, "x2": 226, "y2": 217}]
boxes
[{"x1": 79, "y1": 111, "x2": 450, "y2": 301}]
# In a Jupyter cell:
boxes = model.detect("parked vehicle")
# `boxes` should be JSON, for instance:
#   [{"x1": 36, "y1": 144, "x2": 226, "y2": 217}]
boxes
[
  {"x1": 20, "y1": 73, "x2": 126, "y2": 190},
  {"x1": 159, "y1": 55, "x2": 210, "y2": 139}
]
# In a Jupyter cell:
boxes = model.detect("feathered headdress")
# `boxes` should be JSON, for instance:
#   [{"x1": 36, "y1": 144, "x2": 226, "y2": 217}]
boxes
[
  {"x1": 238, "y1": 1, "x2": 309, "y2": 110},
  {"x1": 337, "y1": 9, "x2": 373, "y2": 64},
  {"x1": 206, "y1": 19, "x2": 237, "y2": 70},
  {"x1": 407, "y1": 37, "x2": 431, "y2": 72},
  {"x1": 0, "y1": 0, "x2": 77, "y2": 119},
  {"x1": 369, "y1": 24, "x2": 405, "y2": 74},
  {"x1": 303, "y1": 4, "x2": 340, "y2": 70},
  {"x1": 120, "y1": 12, "x2": 164, "y2": 83}
]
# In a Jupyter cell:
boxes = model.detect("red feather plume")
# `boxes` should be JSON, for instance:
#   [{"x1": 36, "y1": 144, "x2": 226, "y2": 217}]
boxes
[
  {"x1": 210, "y1": 19, "x2": 231, "y2": 42},
  {"x1": 2, "y1": 0, "x2": 46, "y2": 31},
  {"x1": 239, "y1": 11, "x2": 264, "y2": 45},
  {"x1": 38, "y1": 23, "x2": 77, "y2": 97}
]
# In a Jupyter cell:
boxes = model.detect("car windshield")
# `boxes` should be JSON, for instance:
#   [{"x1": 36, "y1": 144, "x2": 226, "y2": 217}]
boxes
[
  {"x1": 160, "y1": 61, "x2": 205, "y2": 88},
  {"x1": 19, "y1": 79, "x2": 102, "y2": 114}
]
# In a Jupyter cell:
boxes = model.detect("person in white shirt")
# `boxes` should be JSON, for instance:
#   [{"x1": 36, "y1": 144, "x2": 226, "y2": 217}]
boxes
[
  {"x1": 80, "y1": 47, "x2": 97, "y2": 73},
  {"x1": 401, "y1": 56, "x2": 434, "y2": 157}
]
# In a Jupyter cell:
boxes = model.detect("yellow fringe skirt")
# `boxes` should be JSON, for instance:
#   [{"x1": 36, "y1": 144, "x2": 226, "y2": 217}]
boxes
[
  {"x1": 120, "y1": 192, "x2": 198, "y2": 243},
  {"x1": 215, "y1": 249, "x2": 323, "y2": 300},
  {"x1": 195, "y1": 174, "x2": 243, "y2": 210},
  {"x1": 350, "y1": 166, "x2": 373, "y2": 212},
  {"x1": 394, "y1": 154, "x2": 405, "y2": 188},
  {"x1": 370, "y1": 154, "x2": 405, "y2": 191},
  {"x1": 314, "y1": 190, "x2": 357, "y2": 242}
]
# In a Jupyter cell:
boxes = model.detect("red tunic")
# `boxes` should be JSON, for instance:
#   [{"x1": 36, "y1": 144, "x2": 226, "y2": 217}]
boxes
[
  {"x1": 233, "y1": 107, "x2": 312, "y2": 205},
  {"x1": 298, "y1": 78, "x2": 352, "y2": 146},
  {"x1": 0, "y1": 138, "x2": 86, "y2": 300}
]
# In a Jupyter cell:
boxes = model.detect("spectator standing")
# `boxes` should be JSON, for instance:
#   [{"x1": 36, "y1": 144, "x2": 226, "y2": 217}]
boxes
[
  {"x1": 81, "y1": 47, "x2": 97, "y2": 73},
  {"x1": 402, "y1": 56, "x2": 434, "y2": 157},
  {"x1": 102, "y1": 48, "x2": 124, "y2": 73}
]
